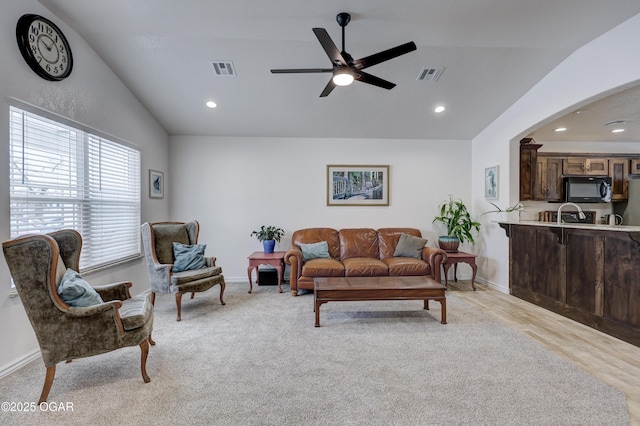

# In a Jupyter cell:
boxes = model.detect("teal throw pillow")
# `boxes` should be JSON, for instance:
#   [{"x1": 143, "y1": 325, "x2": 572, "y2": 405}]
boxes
[
  {"x1": 393, "y1": 233, "x2": 427, "y2": 259},
  {"x1": 57, "y1": 269, "x2": 104, "y2": 307},
  {"x1": 173, "y1": 242, "x2": 207, "y2": 272},
  {"x1": 300, "y1": 241, "x2": 330, "y2": 261}
]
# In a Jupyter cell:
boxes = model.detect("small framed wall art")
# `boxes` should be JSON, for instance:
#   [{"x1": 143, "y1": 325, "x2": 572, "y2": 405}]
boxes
[
  {"x1": 327, "y1": 164, "x2": 389, "y2": 206},
  {"x1": 484, "y1": 165, "x2": 498, "y2": 199},
  {"x1": 149, "y1": 169, "x2": 164, "y2": 199}
]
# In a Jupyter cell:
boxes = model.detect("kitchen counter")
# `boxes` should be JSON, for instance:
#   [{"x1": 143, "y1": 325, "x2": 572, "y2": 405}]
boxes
[
  {"x1": 496, "y1": 220, "x2": 640, "y2": 232},
  {"x1": 499, "y1": 221, "x2": 640, "y2": 347}
]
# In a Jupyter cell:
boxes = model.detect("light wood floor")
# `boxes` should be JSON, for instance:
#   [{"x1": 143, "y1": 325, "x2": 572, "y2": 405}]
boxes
[{"x1": 449, "y1": 280, "x2": 640, "y2": 426}]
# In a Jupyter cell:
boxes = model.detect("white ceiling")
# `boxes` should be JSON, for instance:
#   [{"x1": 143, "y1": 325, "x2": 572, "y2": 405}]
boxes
[{"x1": 38, "y1": 0, "x2": 640, "y2": 140}]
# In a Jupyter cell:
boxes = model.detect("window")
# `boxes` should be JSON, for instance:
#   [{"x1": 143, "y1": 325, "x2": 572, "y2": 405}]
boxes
[{"x1": 9, "y1": 105, "x2": 141, "y2": 271}]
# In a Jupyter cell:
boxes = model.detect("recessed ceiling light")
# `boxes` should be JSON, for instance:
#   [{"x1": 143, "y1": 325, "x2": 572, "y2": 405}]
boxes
[
  {"x1": 554, "y1": 127, "x2": 567, "y2": 132},
  {"x1": 206, "y1": 101, "x2": 217, "y2": 108},
  {"x1": 611, "y1": 128, "x2": 625, "y2": 133},
  {"x1": 434, "y1": 105, "x2": 445, "y2": 113}
]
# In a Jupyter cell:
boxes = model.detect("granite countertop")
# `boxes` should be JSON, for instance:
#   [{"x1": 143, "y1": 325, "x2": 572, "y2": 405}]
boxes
[{"x1": 495, "y1": 220, "x2": 640, "y2": 232}]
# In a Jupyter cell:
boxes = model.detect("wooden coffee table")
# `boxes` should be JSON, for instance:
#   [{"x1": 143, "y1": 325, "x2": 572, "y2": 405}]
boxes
[{"x1": 313, "y1": 276, "x2": 447, "y2": 327}]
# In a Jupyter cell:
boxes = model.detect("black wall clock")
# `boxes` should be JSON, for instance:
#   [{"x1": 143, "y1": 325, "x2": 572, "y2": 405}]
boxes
[{"x1": 16, "y1": 14, "x2": 73, "y2": 81}]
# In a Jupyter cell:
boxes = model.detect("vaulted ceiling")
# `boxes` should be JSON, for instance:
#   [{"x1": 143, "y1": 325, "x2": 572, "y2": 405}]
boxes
[{"x1": 39, "y1": 0, "x2": 640, "y2": 140}]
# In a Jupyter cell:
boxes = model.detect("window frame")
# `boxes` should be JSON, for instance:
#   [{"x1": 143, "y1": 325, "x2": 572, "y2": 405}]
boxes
[{"x1": 8, "y1": 101, "x2": 142, "y2": 273}]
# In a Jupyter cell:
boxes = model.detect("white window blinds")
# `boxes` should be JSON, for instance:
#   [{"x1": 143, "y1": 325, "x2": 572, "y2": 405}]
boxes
[{"x1": 9, "y1": 106, "x2": 141, "y2": 271}]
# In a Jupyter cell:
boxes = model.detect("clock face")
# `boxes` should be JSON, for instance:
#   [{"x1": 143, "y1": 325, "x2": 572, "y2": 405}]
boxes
[{"x1": 16, "y1": 14, "x2": 73, "y2": 81}]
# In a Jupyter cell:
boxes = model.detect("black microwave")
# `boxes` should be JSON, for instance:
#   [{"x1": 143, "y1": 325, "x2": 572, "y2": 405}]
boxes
[{"x1": 563, "y1": 176, "x2": 612, "y2": 203}]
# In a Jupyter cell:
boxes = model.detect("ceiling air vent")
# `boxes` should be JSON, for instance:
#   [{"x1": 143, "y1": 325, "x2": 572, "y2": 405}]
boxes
[
  {"x1": 417, "y1": 67, "x2": 445, "y2": 82},
  {"x1": 209, "y1": 61, "x2": 236, "y2": 77},
  {"x1": 603, "y1": 119, "x2": 628, "y2": 126}
]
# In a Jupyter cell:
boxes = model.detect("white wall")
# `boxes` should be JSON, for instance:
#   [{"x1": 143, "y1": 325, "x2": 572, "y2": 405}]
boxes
[
  {"x1": 471, "y1": 13, "x2": 640, "y2": 293},
  {"x1": 0, "y1": 2, "x2": 169, "y2": 374},
  {"x1": 168, "y1": 136, "x2": 472, "y2": 281}
]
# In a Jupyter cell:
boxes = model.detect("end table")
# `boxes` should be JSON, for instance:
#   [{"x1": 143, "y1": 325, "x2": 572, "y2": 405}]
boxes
[
  {"x1": 247, "y1": 251, "x2": 285, "y2": 294},
  {"x1": 442, "y1": 251, "x2": 477, "y2": 291}
]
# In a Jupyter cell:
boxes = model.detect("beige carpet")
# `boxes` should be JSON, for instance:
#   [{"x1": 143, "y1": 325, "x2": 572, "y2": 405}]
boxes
[{"x1": 0, "y1": 283, "x2": 629, "y2": 425}]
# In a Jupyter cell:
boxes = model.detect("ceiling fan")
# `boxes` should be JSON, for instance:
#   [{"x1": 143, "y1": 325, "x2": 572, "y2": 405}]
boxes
[{"x1": 270, "y1": 12, "x2": 417, "y2": 97}]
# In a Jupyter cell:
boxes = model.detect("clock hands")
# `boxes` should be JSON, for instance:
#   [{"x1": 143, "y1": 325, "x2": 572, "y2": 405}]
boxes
[{"x1": 39, "y1": 37, "x2": 54, "y2": 52}]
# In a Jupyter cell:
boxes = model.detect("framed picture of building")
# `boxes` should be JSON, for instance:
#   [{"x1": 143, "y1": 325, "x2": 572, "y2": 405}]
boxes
[
  {"x1": 485, "y1": 165, "x2": 498, "y2": 199},
  {"x1": 327, "y1": 165, "x2": 389, "y2": 206}
]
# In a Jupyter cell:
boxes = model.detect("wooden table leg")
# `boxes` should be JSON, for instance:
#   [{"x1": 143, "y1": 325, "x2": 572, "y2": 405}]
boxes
[
  {"x1": 247, "y1": 265, "x2": 253, "y2": 293},
  {"x1": 275, "y1": 262, "x2": 283, "y2": 293},
  {"x1": 469, "y1": 262, "x2": 477, "y2": 291},
  {"x1": 315, "y1": 300, "x2": 322, "y2": 327},
  {"x1": 440, "y1": 298, "x2": 447, "y2": 324}
]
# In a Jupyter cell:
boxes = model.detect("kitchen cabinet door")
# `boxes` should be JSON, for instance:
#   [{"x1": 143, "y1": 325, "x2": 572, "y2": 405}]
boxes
[
  {"x1": 609, "y1": 158, "x2": 628, "y2": 201},
  {"x1": 519, "y1": 144, "x2": 541, "y2": 200},
  {"x1": 563, "y1": 157, "x2": 609, "y2": 175},
  {"x1": 535, "y1": 156, "x2": 563, "y2": 201},
  {"x1": 630, "y1": 158, "x2": 640, "y2": 176}
]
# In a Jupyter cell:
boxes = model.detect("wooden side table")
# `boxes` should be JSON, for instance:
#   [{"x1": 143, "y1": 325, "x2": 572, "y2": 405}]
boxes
[
  {"x1": 442, "y1": 251, "x2": 477, "y2": 291},
  {"x1": 247, "y1": 251, "x2": 285, "y2": 294}
]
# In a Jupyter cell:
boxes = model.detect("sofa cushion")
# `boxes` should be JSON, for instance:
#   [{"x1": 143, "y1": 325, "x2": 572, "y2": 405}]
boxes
[
  {"x1": 300, "y1": 241, "x2": 331, "y2": 261},
  {"x1": 382, "y1": 257, "x2": 430, "y2": 276},
  {"x1": 339, "y1": 228, "x2": 379, "y2": 260},
  {"x1": 378, "y1": 228, "x2": 423, "y2": 259},
  {"x1": 171, "y1": 266, "x2": 223, "y2": 285},
  {"x1": 292, "y1": 228, "x2": 340, "y2": 259},
  {"x1": 342, "y1": 258, "x2": 388, "y2": 277},
  {"x1": 393, "y1": 233, "x2": 427, "y2": 259},
  {"x1": 301, "y1": 258, "x2": 345, "y2": 277}
]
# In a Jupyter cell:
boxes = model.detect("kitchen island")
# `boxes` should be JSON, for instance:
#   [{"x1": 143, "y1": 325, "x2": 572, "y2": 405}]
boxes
[{"x1": 499, "y1": 220, "x2": 640, "y2": 347}]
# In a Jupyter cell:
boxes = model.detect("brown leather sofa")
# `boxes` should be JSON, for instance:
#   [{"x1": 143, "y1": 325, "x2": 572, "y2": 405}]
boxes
[{"x1": 284, "y1": 228, "x2": 447, "y2": 296}]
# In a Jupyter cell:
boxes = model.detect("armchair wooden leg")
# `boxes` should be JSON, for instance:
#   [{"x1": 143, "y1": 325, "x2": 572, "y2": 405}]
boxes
[
  {"x1": 38, "y1": 365, "x2": 56, "y2": 404},
  {"x1": 219, "y1": 281, "x2": 226, "y2": 305},
  {"x1": 148, "y1": 334, "x2": 156, "y2": 346},
  {"x1": 175, "y1": 292, "x2": 182, "y2": 322},
  {"x1": 139, "y1": 339, "x2": 151, "y2": 383},
  {"x1": 150, "y1": 292, "x2": 156, "y2": 306},
  {"x1": 190, "y1": 292, "x2": 195, "y2": 299}
]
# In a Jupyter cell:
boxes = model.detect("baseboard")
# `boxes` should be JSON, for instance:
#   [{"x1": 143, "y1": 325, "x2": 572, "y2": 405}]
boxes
[
  {"x1": 475, "y1": 277, "x2": 509, "y2": 294},
  {"x1": 0, "y1": 349, "x2": 41, "y2": 379}
]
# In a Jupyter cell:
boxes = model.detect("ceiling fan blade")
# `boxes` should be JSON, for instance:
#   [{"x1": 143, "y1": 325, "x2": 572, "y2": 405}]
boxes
[
  {"x1": 352, "y1": 41, "x2": 417, "y2": 70},
  {"x1": 271, "y1": 68, "x2": 333, "y2": 74},
  {"x1": 319, "y1": 79, "x2": 337, "y2": 97},
  {"x1": 312, "y1": 28, "x2": 347, "y2": 66},
  {"x1": 355, "y1": 71, "x2": 396, "y2": 90}
]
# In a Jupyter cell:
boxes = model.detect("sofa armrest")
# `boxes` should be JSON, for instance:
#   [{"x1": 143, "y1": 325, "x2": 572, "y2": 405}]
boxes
[
  {"x1": 422, "y1": 247, "x2": 448, "y2": 283},
  {"x1": 285, "y1": 249, "x2": 303, "y2": 294}
]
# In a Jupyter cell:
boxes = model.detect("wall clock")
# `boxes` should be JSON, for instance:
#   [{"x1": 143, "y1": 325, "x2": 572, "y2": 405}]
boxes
[{"x1": 16, "y1": 14, "x2": 73, "y2": 81}]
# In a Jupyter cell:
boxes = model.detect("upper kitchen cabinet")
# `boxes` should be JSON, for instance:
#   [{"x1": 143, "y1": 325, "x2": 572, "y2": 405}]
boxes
[
  {"x1": 536, "y1": 156, "x2": 563, "y2": 201},
  {"x1": 563, "y1": 157, "x2": 609, "y2": 175},
  {"x1": 609, "y1": 158, "x2": 629, "y2": 201},
  {"x1": 519, "y1": 140, "x2": 542, "y2": 200},
  {"x1": 630, "y1": 158, "x2": 640, "y2": 176}
]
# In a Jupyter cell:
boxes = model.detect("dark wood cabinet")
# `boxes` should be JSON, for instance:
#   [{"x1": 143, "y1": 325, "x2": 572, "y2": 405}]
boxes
[
  {"x1": 609, "y1": 158, "x2": 629, "y2": 201},
  {"x1": 503, "y1": 223, "x2": 640, "y2": 347},
  {"x1": 519, "y1": 144, "x2": 542, "y2": 200},
  {"x1": 630, "y1": 158, "x2": 640, "y2": 176},
  {"x1": 535, "y1": 156, "x2": 563, "y2": 201},
  {"x1": 563, "y1": 157, "x2": 609, "y2": 175}
]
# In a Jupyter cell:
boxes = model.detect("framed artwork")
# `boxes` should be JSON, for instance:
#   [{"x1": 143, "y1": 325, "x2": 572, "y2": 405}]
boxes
[
  {"x1": 327, "y1": 165, "x2": 389, "y2": 206},
  {"x1": 149, "y1": 169, "x2": 164, "y2": 199},
  {"x1": 485, "y1": 165, "x2": 498, "y2": 199}
]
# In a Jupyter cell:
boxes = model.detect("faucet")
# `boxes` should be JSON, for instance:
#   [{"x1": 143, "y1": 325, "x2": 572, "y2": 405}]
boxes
[{"x1": 557, "y1": 202, "x2": 586, "y2": 224}]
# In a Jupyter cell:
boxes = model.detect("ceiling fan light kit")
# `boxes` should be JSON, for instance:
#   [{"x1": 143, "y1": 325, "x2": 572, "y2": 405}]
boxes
[{"x1": 271, "y1": 12, "x2": 416, "y2": 97}]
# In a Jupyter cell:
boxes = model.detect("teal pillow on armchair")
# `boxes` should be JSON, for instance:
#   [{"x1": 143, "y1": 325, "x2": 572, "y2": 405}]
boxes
[{"x1": 172, "y1": 242, "x2": 207, "y2": 272}]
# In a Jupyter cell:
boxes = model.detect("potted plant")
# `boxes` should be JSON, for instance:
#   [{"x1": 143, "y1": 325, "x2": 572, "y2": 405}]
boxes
[
  {"x1": 250, "y1": 225, "x2": 285, "y2": 254},
  {"x1": 482, "y1": 201, "x2": 524, "y2": 222},
  {"x1": 433, "y1": 196, "x2": 480, "y2": 252}
]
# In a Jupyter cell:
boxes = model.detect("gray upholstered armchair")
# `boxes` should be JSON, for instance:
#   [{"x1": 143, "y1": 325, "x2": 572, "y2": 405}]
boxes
[
  {"x1": 141, "y1": 221, "x2": 225, "y2": 321},
  {"x1": 2, "y1": 230, "x2": 154, "y2": 403}
]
